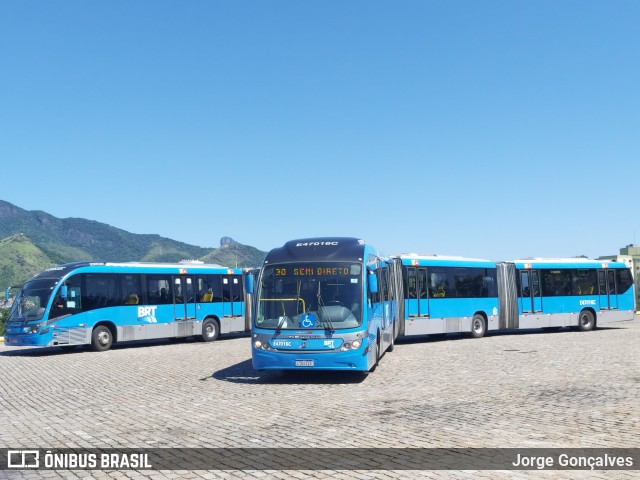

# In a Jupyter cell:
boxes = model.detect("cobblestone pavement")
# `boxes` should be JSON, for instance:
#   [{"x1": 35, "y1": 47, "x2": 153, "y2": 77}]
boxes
[{"x1": 1, "y1": 317, "x2": 638, "y2": 479}]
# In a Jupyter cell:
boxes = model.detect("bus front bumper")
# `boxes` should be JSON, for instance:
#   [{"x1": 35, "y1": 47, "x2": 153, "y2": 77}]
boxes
[
  {"x1": 252, "y1": 346, "x2": 369, "y2": 371},
  {"x1": 4, "y1": 333, "x2": 52, "y2": 347}
]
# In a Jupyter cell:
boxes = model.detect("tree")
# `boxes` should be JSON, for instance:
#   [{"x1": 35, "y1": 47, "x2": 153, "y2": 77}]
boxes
[{"x1": 0, "y1": 307, "x2": 8, "y2": 336}]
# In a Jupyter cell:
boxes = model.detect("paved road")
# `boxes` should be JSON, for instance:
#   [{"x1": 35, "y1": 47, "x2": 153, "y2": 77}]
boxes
[{"x1": 1, "y1": 317, "x2": 638, "y2": 479}]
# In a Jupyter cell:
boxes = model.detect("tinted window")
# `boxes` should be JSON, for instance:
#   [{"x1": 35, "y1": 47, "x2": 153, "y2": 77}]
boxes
[
  {"x1": 147, "y1": 274, "x2": 172, "y2": 304},
  {"x1": 572, "y1": 269, "x2": 598, "y2": 296},
  {"x1": 541, "y1": 269, "x2": 572, "y2": 296},
  {"x1": 427, "y1": 266, "x2": 497, "y2": 299},
  {"x1": 121, "y1": 274, "x2": 143, "y2": 305},
  {"x1": 616, "y1": 268, "x2": 633, "y2": 294},
  {"x1": 83, "y1": 274, "x2": 120, "y2": 309}
]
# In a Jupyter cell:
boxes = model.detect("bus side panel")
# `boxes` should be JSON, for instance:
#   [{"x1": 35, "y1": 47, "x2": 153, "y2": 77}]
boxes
[
  {"x1": 221, "y1": 314, "x2": 246, "y2": 334},
  {"x1": 615, "y1": 291, "x2": 635, "y2": 313},
  {"x1": 404, "y1": 298, "x2": 498, "y2": 335}
]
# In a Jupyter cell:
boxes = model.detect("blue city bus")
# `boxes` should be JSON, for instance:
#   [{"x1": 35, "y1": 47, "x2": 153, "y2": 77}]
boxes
[
  {"x1": 5, "y1": 261, "x2": 249, "y2": 351},
  {"x1": 392, "y1": 255, "x2": 635, "y2": 338},
  {"x1": 392, "y1": 254, "x2": 499, "y2": 338},
  {"x1": 496, "y1": 259, "x2": 635, "y2": 331},
  {"x1": 249, "y1": 238, "x2": 398, "y2": 372}
]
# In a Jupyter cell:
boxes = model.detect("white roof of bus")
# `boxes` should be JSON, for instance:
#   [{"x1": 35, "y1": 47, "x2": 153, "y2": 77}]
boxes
[
  {"x1": 104, "y1": 261, "x2": 228, "y2": 269},
  {"x1": 394, "y1": 253, "x2": 492, "y2": 262},
  {"x1": 511, "y1": 258, "x2": 613, "y2": 264}
]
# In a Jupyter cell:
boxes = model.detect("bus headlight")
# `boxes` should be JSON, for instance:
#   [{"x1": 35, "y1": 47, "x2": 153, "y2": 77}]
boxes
[
  {"x1": 254, "y1": 340, "x2": 262, "y2": 349},
  {"x1": 342, "y1": 340, "x2": 361, "y2": 351},
  {"x1": 23, "y1": 324, "x2": 42, "y2": 334}
]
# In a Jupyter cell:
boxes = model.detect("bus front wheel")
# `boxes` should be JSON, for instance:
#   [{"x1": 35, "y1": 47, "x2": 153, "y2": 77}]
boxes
[
  {"x1": 577, "y1": 310, "x2": 595, "y2": 332},
  {"x1": 470, "y1": 314, "x2": 486, "y2": 338},
  {"x1": 92, "y1": 325, "x2": 113, "y2": 352},
  {"x1": 202, "y1": 319, "x2": 220, "y2": 342}
]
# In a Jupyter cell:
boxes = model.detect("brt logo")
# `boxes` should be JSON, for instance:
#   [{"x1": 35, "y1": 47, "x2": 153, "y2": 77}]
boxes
[{"x1": 138, "y1": 306, "x2": 158, "y2": 318}]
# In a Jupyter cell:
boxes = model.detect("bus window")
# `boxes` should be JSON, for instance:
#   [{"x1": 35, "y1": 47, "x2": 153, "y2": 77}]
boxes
[
  {"x1": 121, "y1": 274, "x2": 142, "y2": 305},
  {"x1": 407, "y1": 268, "x2": 417, "y2": 299},
  {"x1": 417, "y1": 269, "x2": 428, "y2": 299},
  {"x1": 49, "y1": 275, "x2": 82, "y2": 318},
  {"x1": 84, "y1": 274, "x2": 119, "y2": 310},
  {"x1": 147, "y1": 274, "x2": 172, "y2": 304},
  {"x1": 616, "y1": 268, "x2": 633, "y2": 293},
  {"x1": 598, "y1": 271, "x2": 607, "y2": 295},
  {"x1": 429, "y1": 268, "x2": 449, "y2": 298},
  {"x1": 607, "y1": 270, "x2": 616, "y2": 295},
  {"x1": 542, "y1": 270, "x2": 572, "y2": 296},
  {"x1": 573, "y1": 269, "x2": 597, "y2": 296}
]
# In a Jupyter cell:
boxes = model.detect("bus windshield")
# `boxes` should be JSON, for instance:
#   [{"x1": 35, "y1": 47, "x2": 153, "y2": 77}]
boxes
[
  {"x1": 8, "y1": 279, "x2": 58, "y2": 323},
  {"x1": 256, "y1": 262, "x2": 363, "y2": 330}
]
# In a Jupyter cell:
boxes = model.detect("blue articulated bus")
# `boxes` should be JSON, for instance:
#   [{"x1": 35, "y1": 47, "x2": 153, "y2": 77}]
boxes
[
  {"x1": 249, "y1": 238, "x2": 398, "y2": 372},
  {"x1": 392, "y1": 255, "x2": 635, "y2": 339},
  {"x1": 5, "y1": 262, "x2": 249, "y2": 351},
  {"x1": 496, "y1": 259, "x2": 635, "y2": 331},
  {"x1": 392, "y1": 254, "x2": 499, "y2": 338}
]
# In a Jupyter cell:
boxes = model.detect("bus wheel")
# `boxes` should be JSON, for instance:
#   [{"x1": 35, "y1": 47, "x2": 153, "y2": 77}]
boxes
[
  {"x1": 577, "y1": 310, "x2": 595, "y2": 332},
  {"x1": 92, "y1": 325, "x2": 113, "y2": 352},
  {"x1": 470, "y1": 314, "x2": 486, "y2": 338},
  {"x1": 202, "y1": 319, "x2": 220, "y2": 342}
]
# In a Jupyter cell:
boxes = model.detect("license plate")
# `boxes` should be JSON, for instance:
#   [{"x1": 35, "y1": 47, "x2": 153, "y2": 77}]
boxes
[{"x1": 295, "y1": 360, "x2": 314, "y2": 367}]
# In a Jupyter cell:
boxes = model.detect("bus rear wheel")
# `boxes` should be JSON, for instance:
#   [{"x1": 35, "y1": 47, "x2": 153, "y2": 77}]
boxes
[
  {"x1": 202, "y1": 319, "x2": 220, "y2": 342},
  {"x1": 92, "y1": 325, "x2": 113, "y2": 352},
  {"x1": 470, "y1": 314, "x2": 486, "y2": 338},
  {"x1": 577, "y1": 310, "x2": 595, "y2": 332}
]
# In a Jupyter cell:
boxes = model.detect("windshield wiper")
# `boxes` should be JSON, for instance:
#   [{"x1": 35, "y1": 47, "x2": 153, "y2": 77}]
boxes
[
  {"x1": 275, "y1": 316, "x2": 289, "y2": 332},
  {"x1": 316, "y1": 283, "x2": 335, "y2": 332}
]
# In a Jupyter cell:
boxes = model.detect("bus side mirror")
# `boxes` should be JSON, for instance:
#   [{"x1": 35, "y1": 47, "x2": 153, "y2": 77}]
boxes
[
  {"x1": 368, "y1": 273, "x2": 378, "y2": 294},
  {"x1": 60, "y1": 285, "x2": 68, "y2": 299},
  {"x1": 244, "y1": 274, "x2": 254, "y2": 294}
]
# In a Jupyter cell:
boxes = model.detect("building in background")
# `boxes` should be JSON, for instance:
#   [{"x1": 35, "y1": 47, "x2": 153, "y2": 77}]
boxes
[{"x1": 598, "y1": 244, "x2": 640, "y2": 311}]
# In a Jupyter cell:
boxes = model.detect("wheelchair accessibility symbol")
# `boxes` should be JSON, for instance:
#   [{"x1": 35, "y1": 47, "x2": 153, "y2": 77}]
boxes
[{"x1": 300, "y1": 314, "x2": 316, "y2": 328}]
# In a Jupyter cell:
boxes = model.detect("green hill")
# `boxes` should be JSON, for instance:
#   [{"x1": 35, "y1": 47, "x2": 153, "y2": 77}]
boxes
[
  {"x1": 0, "y1": 200, "x2": 266, "y2": 292},
  {"x1": 200, "y1": 237, "x2": 266, "y2": 268},
  {"x1": 0, "y1": 234, "x2": 55, "y2": 289}
]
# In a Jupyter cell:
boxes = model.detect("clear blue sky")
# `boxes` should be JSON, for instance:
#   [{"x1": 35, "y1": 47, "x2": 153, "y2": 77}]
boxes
[{"x1": 1, "y1": 1, "x2": 638, "y2": 261}]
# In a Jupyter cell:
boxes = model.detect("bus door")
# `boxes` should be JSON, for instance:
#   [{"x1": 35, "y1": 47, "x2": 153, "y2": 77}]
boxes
[
  {"x1": 520, "y1": 270, "x2": 542, "y2": 313},
  {"x1": 406, "y1": 267, "x2": 429, "y2": 317},
  {"x1": 222, "y1": 275, "x2": 241, "y2": 317},
  {"x1": 598, "y1": 269, "x2": 618, "y2": 310},
  {"x1": 173, "y1": 275, "x2": 196, "y2": 320}
]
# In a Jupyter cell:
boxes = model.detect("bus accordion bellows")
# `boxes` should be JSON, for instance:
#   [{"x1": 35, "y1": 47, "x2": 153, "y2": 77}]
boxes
[
  {"x1": 249, "y1": 238, "x2": 398, "y2": 372},
  {"x1": 4, "y1": 261, "x2": 250, "y2": 351}
]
